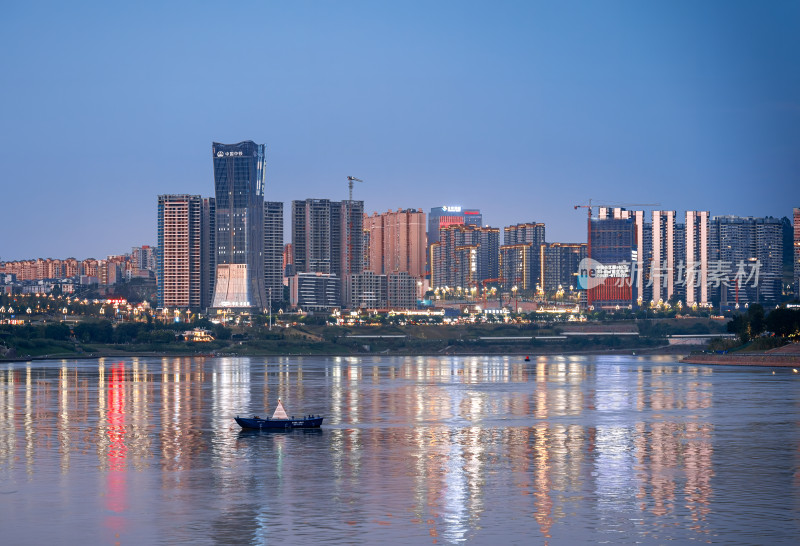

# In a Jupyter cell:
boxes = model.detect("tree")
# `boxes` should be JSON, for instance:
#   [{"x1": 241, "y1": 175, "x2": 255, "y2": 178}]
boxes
[
  {"x1": 747, "y1": 304, "x2": 766, "y2": 337},
  {"x1": 766, "y1": 308, "x2": 800, "y2": 337}
]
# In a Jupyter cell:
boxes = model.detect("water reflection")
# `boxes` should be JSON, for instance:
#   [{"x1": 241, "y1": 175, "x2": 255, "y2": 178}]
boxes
[{"x1": 0, "y1": 356, "x2": 797, "y2": 544}]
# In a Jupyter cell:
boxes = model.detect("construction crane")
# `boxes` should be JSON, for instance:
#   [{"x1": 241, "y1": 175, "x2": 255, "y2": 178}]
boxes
[{"x1": 346, "y1": 176, "x2": 363, "y2": 201}]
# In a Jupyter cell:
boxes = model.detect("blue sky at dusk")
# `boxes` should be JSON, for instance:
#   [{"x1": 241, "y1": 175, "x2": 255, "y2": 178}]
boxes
[{"x1": 1, "y1": 1, "x2": 798, "y2": 260}]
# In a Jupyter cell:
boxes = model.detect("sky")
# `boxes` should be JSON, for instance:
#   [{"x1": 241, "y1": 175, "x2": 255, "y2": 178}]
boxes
[{"x1": 1, "y1": 1, "x2": 798, "y2": 261}]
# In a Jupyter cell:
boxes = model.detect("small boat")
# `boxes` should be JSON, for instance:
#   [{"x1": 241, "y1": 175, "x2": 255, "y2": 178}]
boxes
[
  {"x1": 524, "y1": 356, "x2": 530, "y2": 361},
  {"x1": 234, "y1": 399, "x2": 323, "y2": 430}
]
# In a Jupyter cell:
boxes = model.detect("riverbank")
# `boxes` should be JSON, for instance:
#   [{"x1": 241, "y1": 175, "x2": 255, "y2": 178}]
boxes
[
  {"x1": 2, "y1": 344, "x2": 688, "y2": 363},
  {"x1": 681, "y1": 343, "x2": 800, "y2": 367}
]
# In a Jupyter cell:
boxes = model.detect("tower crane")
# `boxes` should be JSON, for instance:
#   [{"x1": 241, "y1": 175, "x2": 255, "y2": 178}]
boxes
[{"x1": 346, "y1": 176, "x2": 363, "y2": 201}]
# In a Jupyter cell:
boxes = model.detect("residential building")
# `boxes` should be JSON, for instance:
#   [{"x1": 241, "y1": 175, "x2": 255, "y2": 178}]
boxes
[
  {"x1": 345, "y1": 271, "x2": 387, "y2": 309},
  {"x1": 388, "y1": 271, "x2": 419, "y2": 309},
  {"x1": 540, "y1": 243, "x2": 587, "y2": 294},
  {"x1": 292, "y1": 198, "x2": 365, "y2": 304},
  {"x1": 157, "y1": 194, "x2": 203, "y2": 310},
  {"x1": 708, "y1": 216, "x2": 783, "y2": 305},
  {"x1": 585, "y1": 208, "x2": 637, "y2": 308},
  {"x1": 364, "y1": 208, "x2": 426, "y2": 278},
  {"x1": 685, "y1": 211, "x2": 709, "y2": 306},
  {"x1": 200, "y1": 197, "x2": 215, "y2": 309},
  {"x1": 264, "y1": 201, "x2": 283, "y2": 304},
  {"x1": 795, "y1": 208, "x2": 800, "y2": 297},
  {"x1": 431, "y1": 224, "x2": 499, "y2": 290}
]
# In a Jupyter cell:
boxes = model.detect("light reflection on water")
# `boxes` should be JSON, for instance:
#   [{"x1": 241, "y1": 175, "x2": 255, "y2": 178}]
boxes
[{"x1": 0, "y1": 355, "x2": 799, "y2": 545}]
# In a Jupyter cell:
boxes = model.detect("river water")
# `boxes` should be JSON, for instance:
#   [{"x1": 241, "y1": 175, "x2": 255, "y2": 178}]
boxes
[{"x1": 1, "y1": 355, "x2": 798, "y2": 545}]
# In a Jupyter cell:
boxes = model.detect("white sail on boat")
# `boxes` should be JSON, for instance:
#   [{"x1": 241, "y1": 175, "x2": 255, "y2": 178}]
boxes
[{"x1": 272, "y1": 399, "x2": 289, "y2": 420}]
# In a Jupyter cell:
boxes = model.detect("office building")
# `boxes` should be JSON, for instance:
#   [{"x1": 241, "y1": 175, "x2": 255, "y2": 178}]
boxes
[
  {"x1": 364, "y1": 208, "x2": 426, "y2": 278},
  {"x1": 264, "y1": 201, "x2": 283, "y2": 304},
  {"x1": 289, "y1": 272, "x2": 340, "y2": 312},
  {"x1": 157, "y1": 194, "x2": 203, "y2": 310},
  {"x1": 210, "y1": 141, "x2": 267, "y2": 311}
]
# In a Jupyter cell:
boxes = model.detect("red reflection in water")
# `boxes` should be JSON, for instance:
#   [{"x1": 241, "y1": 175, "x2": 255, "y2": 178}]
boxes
[{"x1": 105, "y1": 361, "x2": 127, "y2": 537}]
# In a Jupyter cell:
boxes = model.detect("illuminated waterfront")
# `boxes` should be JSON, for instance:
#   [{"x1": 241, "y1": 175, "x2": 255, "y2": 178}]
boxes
[{"x1": 1, "y1": 355, "x2": 798, "y2": 545}]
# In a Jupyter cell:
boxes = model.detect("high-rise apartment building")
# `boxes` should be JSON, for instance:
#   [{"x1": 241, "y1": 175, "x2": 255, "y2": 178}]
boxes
[
  {"x1": 292, "y1": 198, "x2": 364, "y2": 304},
  {"x1": 585, "y1": 208, "x2": 637, "y2": 308},
  {"x1": 504, "y1": 222, "x2": 545, "y2": 246},
  {"x1": 157, "y1": 194, "x2": 203, "y2": 310},
  {"x1": 264, "y1": 201, "x2": 283, "y2": 304},
  {"x1": 795, "y1": 208, "x2": 800, "y2": 298},
  {"x1": 131, "y1": 245, "x2": 158, "y2": 273},
  {"x1": 335, "y1": 200, "x2": 365, "y2": 279},
  {"x1": 708, "y1": 216, "x2": 783, "y2": 305},
  {"x1": 293, "y1": 199, "x2": 333, "y2": 273},
  {"x1": 388, "y1": 272, "x2": 419, "y2": 309},
  {"x1": 540, "y1": 243, "x2": 587, "y2": 294},
  {"x1": 427, "y1": 206, "x2": 482, "y2": 246},
  {"x1": 199, "y1": 198, "x2": 215, "y2": 309},
  {"x1": 364, "y1": 208, "x2": 426, "y2": 277},
  {"x1": 431, "y1": 224, "x2": 498, "y2": 290},
  {"x1": 502, "y1": 222, "x2": 546, "y2": 291},
  {"x1": 685, "y1": 211, "x2": 709, "y2": 306},
  {"x1": 210, "y1": 141, "x2": 267, "y2": 311},
  {"x1": 651, "y1": 210, "x2": 677, "y2": 303},
  {"x1": 500, "y1": 244, "x2": 536, "y2": 292}
]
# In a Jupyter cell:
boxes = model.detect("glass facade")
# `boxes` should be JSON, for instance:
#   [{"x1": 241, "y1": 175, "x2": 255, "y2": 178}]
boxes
[{"x1": 210, "y1": 141, "x2": 267, "y2": 310}]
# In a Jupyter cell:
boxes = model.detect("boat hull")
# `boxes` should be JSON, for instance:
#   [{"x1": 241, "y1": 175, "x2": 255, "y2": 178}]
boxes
[{"x1": 234, "y1": 416, "x2": 324, "y2": 430}]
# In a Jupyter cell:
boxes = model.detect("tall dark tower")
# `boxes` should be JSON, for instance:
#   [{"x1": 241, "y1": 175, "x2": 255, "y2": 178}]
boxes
[{"x1": 210, "y1": 141, "x2": 267, "y2": 311}]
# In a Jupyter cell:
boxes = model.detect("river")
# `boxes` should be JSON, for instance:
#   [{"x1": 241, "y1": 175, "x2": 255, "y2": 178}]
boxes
[{"x1": 1, "y1": 355, "x2": 798, "y2": 545}]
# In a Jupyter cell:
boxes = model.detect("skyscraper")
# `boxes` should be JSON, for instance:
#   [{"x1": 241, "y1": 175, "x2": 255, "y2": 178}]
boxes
[
  {"x1": 210, "y1": 141, "x2": 267, "y2": 311},
  {"x1": 795, "y1": 208, "x2": 800, "y2": 298},
  {"x1": 264, "y1": 201, "x2": 283, "y2": 305},
  {"x1": 157, "y1": 194, "x2": 203, "y2": 310}
]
